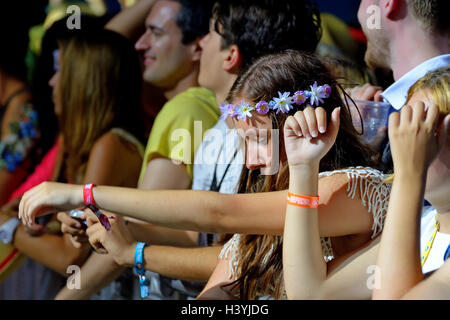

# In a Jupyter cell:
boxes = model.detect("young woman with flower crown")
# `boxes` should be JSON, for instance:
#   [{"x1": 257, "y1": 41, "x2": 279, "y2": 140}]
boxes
[{"x1": 18, "y1": 51, "x2": 391, "y2": 299}]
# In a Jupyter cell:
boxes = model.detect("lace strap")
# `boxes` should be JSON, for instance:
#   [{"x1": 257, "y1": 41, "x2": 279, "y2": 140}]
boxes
[
  {"x1": 319, "y1": 166, "x2": 391, "y2": 238},
  {"x1": 219, "y1": 234, "x2": 241, "y2": 281}
]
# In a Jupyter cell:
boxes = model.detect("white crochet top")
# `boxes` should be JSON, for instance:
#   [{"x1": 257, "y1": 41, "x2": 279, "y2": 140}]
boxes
[{"x1": 219, "y1": 166, "x2": 391, "y2": 282}]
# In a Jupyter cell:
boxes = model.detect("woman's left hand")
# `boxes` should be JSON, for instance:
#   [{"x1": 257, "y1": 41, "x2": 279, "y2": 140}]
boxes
[
  {"x1": 284, "y1": 106, "x2": 340, "y2": 168},
  {"x1": 85, "y1": 210, "x2": 136, "y2": 267}
]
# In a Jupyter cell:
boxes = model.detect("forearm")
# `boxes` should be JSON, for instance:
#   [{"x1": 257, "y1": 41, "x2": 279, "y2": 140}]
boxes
[
  {"x1": 127, "y1": 221, "x2": 198, "y2": 247},
  {"x1": 283, "y1": 164, "x2": 327, "y2": 299},
  {"x1": 402, "y1": 261, "x2": 450, "y2": 300},
  {"x1": 13, "y1": 228, "x2": 91, "y2": 276},
  {"x1": 55, "y1": 252, "x2": 126, "y2": 300},
  {"x1": 105, "y1": 0, "x2": 156, "y2": 40},
  {"x1": 84, "y1": 186, "x2": 285, "y2": 235},
  {"x1": 373, "y1": 171, "x2": 426, "y2": 299},
  {"x1": 120, "y1": 244, "x2": 221, "y2": 282}
]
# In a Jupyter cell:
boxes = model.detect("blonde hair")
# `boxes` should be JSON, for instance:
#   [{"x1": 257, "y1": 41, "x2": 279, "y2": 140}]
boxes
[{"x1": 385, "y1": 66, "x2": 450, "y2": 183}]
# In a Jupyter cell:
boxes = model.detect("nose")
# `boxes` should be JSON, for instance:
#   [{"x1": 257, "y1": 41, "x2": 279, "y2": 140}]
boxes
[
  {"x1": 48, "y1": 72, "x2": 58, "y2": 88},
  {"x1": 135, "y1": 29, "x2": 152, "y2": 51},
  {"x1": 246, "y1": 148, "x2": 268, "y2": 171}
]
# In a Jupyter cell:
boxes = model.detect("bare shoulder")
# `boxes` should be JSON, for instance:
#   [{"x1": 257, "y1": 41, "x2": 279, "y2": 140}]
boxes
[{"x1": 91, "y1": 130, "x2": 139, "y2": 159}]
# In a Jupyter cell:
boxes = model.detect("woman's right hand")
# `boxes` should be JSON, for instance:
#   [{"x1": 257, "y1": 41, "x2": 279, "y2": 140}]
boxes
[
  {"x1": 18, "y1": 182, "x2": 84, "y2": 227},
  {"x1": 388, "y1": 102, "x2": 450, "y2": 176}
]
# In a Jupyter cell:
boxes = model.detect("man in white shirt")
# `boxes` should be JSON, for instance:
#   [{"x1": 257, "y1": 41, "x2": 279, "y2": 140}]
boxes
[
  {"x1": 356, "y1": 0, "x2": 449, "y2": 166},
  {"x1": 358, "y1": 0, "x2": 449, "y2": 275}
]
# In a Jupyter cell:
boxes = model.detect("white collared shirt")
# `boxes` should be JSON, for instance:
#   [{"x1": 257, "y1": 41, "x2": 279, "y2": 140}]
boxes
[
  {"x1": 420, "y1": 206, "x2": 450, "y2": 274},
  {"x1": 382, "y1": 54, "x2": 450, "y2": 110}
]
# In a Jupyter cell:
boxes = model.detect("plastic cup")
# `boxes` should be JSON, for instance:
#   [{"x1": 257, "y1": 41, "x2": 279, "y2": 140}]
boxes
[{"x1": 349, "y1": 100, "x2": 391, "y2": 144}]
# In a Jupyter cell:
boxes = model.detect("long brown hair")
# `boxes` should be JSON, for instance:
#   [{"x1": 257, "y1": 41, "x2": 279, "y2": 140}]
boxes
[
  {"x1": 223, "y1": 50, "x2": 374, "y2": 299},
  {"x1": 58, "y1": 29, "x2": 145, "y2": 183}
]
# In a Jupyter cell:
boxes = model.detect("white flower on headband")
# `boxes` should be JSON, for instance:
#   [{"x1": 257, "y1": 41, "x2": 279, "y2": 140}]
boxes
[
  {"x1": 236, "y1": 100, "x2": 254, "y2": 120},
  {"x1": 219, "y1": 83, "x2": 332, "y2": 121},
  {"x1": 272, "y1": 92, "x2": 294, "y2": 114},
  {"x1": 309, "y1": 81, "x2": 329, "y2": 106}
]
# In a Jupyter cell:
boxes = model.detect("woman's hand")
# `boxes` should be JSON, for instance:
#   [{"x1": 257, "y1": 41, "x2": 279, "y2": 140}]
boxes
[
  {"x1": 57, "y1": 211, "x2": 89, "y2": 248},
  {"x1": 388, "y1": 102, "x2": 450, "y2": 176},
  {"x1": 18, "y1": 182, "x2": 84, "y2": 227},
  {"x1": 345, "y1": 84, "x2": 383, "y2": 102},
  {"x1": 284, "y1": 106, "x2": 340, "y2": 168},
  {"x1": 85, "y1": 210, "x2": 136, "y2": 267}
]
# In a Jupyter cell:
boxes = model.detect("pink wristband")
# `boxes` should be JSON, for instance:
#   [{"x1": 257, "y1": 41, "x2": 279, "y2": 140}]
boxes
[{"x1": 83, "y1": 184, "x2": 97, "y2": 206}]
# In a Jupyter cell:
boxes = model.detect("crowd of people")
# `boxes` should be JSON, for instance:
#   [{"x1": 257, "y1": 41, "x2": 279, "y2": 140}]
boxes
[{"x1": 0, "y1": 0, "x2": 449, "y2": 301}]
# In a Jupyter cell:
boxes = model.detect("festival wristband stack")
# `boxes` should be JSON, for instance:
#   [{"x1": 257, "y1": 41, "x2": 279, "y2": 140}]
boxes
[
  {"x1": 134, "y1": 242, "x2": 150, "y2": 299},
  {"x1": 287, "y1": 192, "x2": 319, "y2": 208},
  {"x1": 83, "y1": 184, "x2": 111, "y2": 231}
]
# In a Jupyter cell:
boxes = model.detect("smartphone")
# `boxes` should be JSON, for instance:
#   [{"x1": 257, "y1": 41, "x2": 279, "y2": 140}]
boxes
[{"x1": 69, "y1": 209, "x2": 88, "y2": 230}]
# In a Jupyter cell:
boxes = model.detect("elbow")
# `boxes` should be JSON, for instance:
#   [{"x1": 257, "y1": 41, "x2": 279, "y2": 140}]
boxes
[{"x1": 201, "y1": 193, "x2": 230, "y2": 234}]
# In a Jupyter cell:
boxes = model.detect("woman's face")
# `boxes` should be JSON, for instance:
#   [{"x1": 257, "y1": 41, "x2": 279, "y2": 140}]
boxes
[
  {"x1": 408, "y1": 91, "x2": 450, "y2": 201},
  {"x1": 48, "y1": 48, "x2": 62, "y2": 116},
  {"x1": 232, "y1": 101, "x2": 280, "y2": 176}
]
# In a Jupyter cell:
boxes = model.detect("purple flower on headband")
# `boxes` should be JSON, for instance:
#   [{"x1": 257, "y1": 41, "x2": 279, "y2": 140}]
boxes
[
  {"x1": 272, "y1": 92, "x2": 294, "y2": 114},
  {"x1": 236, "y1": 100, "x2": 254, "y2": 120},
  {"x1": 321, "y1": 84, "x2": 332, "y2": 98},
  {"x1": 227, "y1": 104, "x2": 238, "y2": 118},
  {"x1": 293, "y1": 91, "x2": 307, "y2": 105},
  {"x1": 255, "y1": 101, "x2": 269, "y2": 115},
  {"x1": 309, "y1": 81, "x2": 328, "y2": 106},
  {"x1": 219, "y1": 103, "x2": 232, "y2": 120}
]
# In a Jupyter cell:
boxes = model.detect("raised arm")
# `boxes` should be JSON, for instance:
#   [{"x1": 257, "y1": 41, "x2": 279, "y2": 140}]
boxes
[
  {"x1": 282, "y1": 106, "x2": 340, "y2": 299},
  {"x1": 401, "y1": 259, "x2": 450, "y2": 300},
  {"x1": 373, "y1": 103, "x2": 450, "y2": 299},
  {"x1": 105, "y1": 0, "x2": 156, "y2": 41}
]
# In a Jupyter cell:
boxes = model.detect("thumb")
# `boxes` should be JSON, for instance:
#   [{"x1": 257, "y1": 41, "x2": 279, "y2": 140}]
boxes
[
  {"x1": 327, "y1": 107, "x2": 341, "y2": 140},
  {"x1": 437, "y1": 114, "x2": 450, "y2": 149},
  {"x1": 85, "y1": 210, "x2": 99, "y2": 228}
]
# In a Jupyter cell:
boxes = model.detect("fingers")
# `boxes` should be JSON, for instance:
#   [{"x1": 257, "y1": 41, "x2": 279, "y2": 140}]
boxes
[
  {"x1": 86, "y1": 223, "x2": 107, "y2": 254},
  {"x1": 85, "y1": 210, "x2": 99, "y2": 228},
  {"x1": 293, "y1": 109, "x2": 311, "y2": 139},
  {"x1": 57, "y1": 212, "x2": 83, "y2": 229},
  {"x1": 328, "y1": 107, "x2": 341, "y2": 139},
  {"x1": 284, "y1": 115, "x2": 302, "y2": 137},
  {"x1": 346, "y1": 84, "x2": 383, "y2": 101},
  {"x1": 286, "y1": 107, "x2": 337, "y2": 139}
]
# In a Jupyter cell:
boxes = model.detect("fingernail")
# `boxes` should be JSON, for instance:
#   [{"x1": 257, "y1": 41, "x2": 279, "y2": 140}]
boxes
[
  {"x1": 306, "y1": 133, "x2": 312, "y2": 140},
  {"x1": 319, "y1": 126, "x2": 326, "y2": 134},
  {"x1": 297, "y1": 131, "x2": 302, "y2": 137},
  {"x1": 311, "y1": 130, "x2": 318, "y2": 137}
]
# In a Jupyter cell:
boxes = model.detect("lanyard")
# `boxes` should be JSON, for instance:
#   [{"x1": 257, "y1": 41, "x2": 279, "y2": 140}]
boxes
[
  {"x1": 421, "y1": 219, "x2": 440, "y2": 267},
  {"x1": 209, "y1": 148, "x2": 238, "y2": 192}
]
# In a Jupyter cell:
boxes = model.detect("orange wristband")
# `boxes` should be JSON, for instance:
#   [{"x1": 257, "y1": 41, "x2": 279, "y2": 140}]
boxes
[{"x1": 287, "y1": 192, "x2": 319, "y2": 208}]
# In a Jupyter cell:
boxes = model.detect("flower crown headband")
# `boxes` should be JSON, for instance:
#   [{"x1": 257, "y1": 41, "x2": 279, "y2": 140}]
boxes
[{"x1": 220, "y1": 81, "x2": 332, "y2": 121}]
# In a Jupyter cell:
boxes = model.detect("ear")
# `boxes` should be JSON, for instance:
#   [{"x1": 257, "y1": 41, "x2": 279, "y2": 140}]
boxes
[
  {"x1": 190, "y1": 38, "x2": 203, "y2": 63},
  {"x1": 222, "y1": 44, "x2": 242, "y2": 73},
  {"x1": 380, "y1": 0, "x2": 400, "y2": 19}
]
